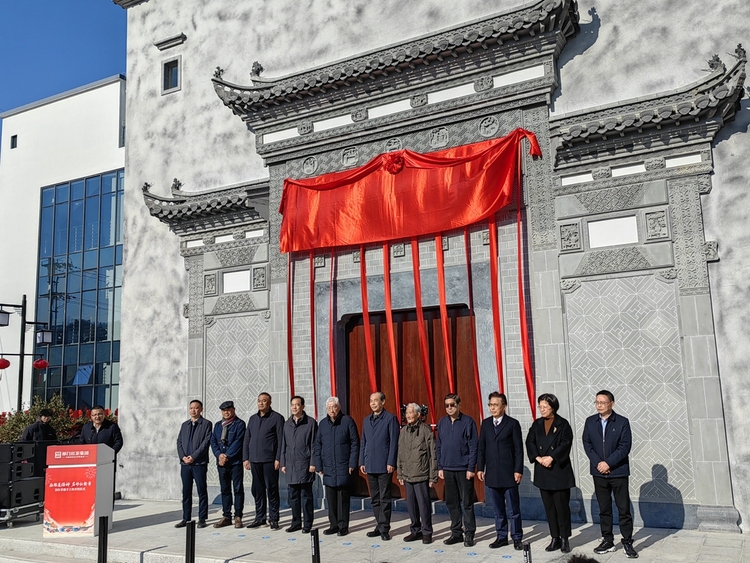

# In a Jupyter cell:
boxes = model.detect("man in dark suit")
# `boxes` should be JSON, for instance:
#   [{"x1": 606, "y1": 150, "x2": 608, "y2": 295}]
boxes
[
  {"x1": 477, "y1": 392, "x2": 524, "y2": 550},
  {"x1": 80, "y1": 405, "x2": 123, "y2": 454},
  {"x1": 582, "y1": 390, "x2": 638, "y2": 559},
  {"x1": 210, "y1": 401, "x2": 246, "y2": 528},
  {"x1": 175, "y1": 399, "x2": 213, "y2": 528}
]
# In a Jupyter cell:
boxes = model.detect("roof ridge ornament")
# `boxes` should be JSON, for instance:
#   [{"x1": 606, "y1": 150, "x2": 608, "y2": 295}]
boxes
[{"x1": 705, "y1": 54, "x2": 725, "y2": 73}]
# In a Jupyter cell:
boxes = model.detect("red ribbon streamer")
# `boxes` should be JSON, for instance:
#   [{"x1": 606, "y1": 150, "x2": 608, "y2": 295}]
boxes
[
  {"x1": 359, "y1": 246, "x2": 377, "y2": 393},
  {"x1": 382, "y1": 244, "x2": 401, "y2": 415},
  {"x1": 435, "y1": 235, "x2": 455, "y2": 394},
  {"x1": 309, "y1": 251, "x2": 318, "y2": 419},
  {"x1": 463, "y1": 228, "x2": 484, "y2": 420},
  {"x1": 329, "y1": 250, "x2": 336, "y2": 395},
  {"x1": 410, "y1": 239, "x2": 436, "y2": 425},
  {"x1": 516, "y1": 149, "x2": 536, "y2": 419},
  {"x1": 488, "y1": 218, "x2": 505, "y2": 394},
  {"x1": 286, "y1": 254, "x2": 295, "y2": 397}
]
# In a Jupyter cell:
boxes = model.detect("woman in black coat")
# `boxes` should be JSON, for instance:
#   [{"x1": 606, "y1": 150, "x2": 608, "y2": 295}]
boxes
[{"x1": 525, "y1": 393, "x2": 576, "y2": 554}]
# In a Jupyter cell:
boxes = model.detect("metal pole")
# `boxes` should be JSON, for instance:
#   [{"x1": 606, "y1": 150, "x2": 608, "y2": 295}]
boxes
[
  {"x1": 185, "y1": 520, "x2": 196, "y2": 563},
  {"x1": 98, "y1": 515, "x2": 109, "y2": 563},
  {"x1": 310, "y1": 528, "x2": 321, "y2": 563},
  {"x1": 16, "y1": 294, "x2": 26, "y2": 413},
  {"x1": 523, "y1": 541, "x2": 532, "y2": 563}
]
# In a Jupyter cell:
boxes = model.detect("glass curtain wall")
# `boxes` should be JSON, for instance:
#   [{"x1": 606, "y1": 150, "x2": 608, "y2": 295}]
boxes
[{"x1": 34, "y1": 169, "x2": 124, "y2": 410}]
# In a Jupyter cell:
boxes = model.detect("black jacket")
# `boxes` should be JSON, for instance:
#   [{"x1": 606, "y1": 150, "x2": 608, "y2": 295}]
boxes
[
  {"x1": 21, "y1": 420, "x2": 57, "y2": 442},
  {"x1": 177, "y1": 416, "x2": 213, "y2": 465},
  {"x1": 243, "y1": 409, "x2": 285, "y2": 464},
  {"x1": 582, "y1": 410, "x2": 631, "y2": 478},
  {"x1": 80, "y1": 420, "x2": 123, "y2": 454},
  {"x1": 314, "y1": 411, "x2": 359, "y2": 488},
  {"x1": 477, "y1": 414, "x2": 523, "y2": 489},
  {"x1": 525, "y1": 414, "x2": 576, "y2": 491},
  {"x1": 279, "y1": 413, "x2": 318, "y2": 485}
]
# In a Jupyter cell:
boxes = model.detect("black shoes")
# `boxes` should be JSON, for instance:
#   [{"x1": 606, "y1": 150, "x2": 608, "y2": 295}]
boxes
[
  {"x1": 197, "y1": 520, "x2": 207, "y2": 528},
  {"x1": 381, "y1": 532, "x2": 391, "y2": 541},
  {"x1": 269, "y1": 521, "x2": 280, "y2": 530},
  {"x1": 622, "y1": 540, "x2": 639, "y2": 559},
  {"x1": 246, "y1": 520, "x2": 266, "y2": 528},
  {"x1": 489, "y1": 538, "x2": 509, "y2": 549},
  {"x1": 323, "y1": 528, "x2": 339, "y2": 535},
  {"x1": 594, "y1": 539, "x2": 616, "y2": 554},
  {"x1": 514, "y1": 539, "x2": 524, "y2": 550},
  {"x1": 545, "y1": 537, "x2": 562, "y2": 551},
  {"x1": 422, "y1": 534, "x2": 433, "y2": 544},
  {"x1": 561, "y1": 537, "x2": 571, "y2": 553},
  {"x1": 302, "y1": 528, "x2": 311, "y2": 534},
  {"x1": 443, "y1": 535, "x2": 464, "y2": 545},
  {"x1": 286, "y1": 525, "x2": 302, "y2": 533},
  {"x1": 366, "y1": 529, "x2": 381, "y2": 538},
  {"x1": 464, "y1": 533, "x2": 475, "y2": 547},
  {"x1": 337, "y1": 529, "x2": 349, "y2": 537},
  {"x1": 403, "y1": 532, "x2": 423, "y2": 542},
  {"x1": 174, "y1": 520, "x2": 187, "y2": 528}
]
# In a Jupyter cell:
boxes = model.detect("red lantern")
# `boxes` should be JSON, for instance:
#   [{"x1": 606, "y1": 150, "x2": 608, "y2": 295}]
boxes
[
  {"x1": 32, "y1": 359, "x2": 49, "y2": 370},
  {"x1": 0, "y1": 358, "x2": 9, "y2": 369}
]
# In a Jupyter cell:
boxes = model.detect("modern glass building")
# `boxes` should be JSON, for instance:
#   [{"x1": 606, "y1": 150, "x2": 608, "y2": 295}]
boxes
[{"x1": 33, "y1": 169, "x2": 124, "y2": 410}]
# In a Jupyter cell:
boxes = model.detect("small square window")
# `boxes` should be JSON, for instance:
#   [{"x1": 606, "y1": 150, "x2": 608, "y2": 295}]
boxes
[
  {"x1": 10, "y1": 135, "x2": 18, "y2": 149},
  {"x1": 162, "y1": 56, "x2": 181, "y2": 94}
]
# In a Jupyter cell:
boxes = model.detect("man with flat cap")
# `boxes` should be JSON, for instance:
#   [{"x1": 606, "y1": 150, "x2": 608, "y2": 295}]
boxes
[{"x1": 211, "y1": 401, "x2": 246, "y2": 528}]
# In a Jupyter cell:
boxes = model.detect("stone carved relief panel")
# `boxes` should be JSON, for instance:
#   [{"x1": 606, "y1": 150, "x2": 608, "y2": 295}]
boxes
[
  {"x1": 668, "y1": 177, "x2": 709, "y2": 294},
  {"x1": 559, "y1": 223, "x2": 581, "y2": 252},
  {"x1": 523, "y1": 105, "x2": 557, "y2": 250},
  {"x1": 302, "y1": 156, "x2": 318, "y2": 175},
  {"x1": 645, "y1": 210, "x2": 669, "y2": 240},
  {"x1": 566, "y1": 276, "x2": 695, "y2": 501},
  {"x1": 253, "y1": 266, "x2": 268, "y2": 290},
  {"x1": 479, "y1": 116, "x2": 500, "y2": 138},
  {"x1": 574, "y1": 247, "x2": 652, "y2": 277},
  {"x1": 217, "y1": 246, "x2": 257, "y2": 268},
  {"x1": 392, "y1": 243, "x2": 406, "y2": 257},
  {"x1": 429, "y1": 127, "x2": 449, "y2": 148},
  {"x1": 204, "y1": 273, "x2": 217, "y2": 296},
  {"x1": 574, "y1": 184, "x2": 645, "y2": 215},
  {"x1": 185, "y1": 255, "x2": 204, "y2": 337},
  {"x1": 211, "y1": 292, "x2": 257, "y2": 315}
]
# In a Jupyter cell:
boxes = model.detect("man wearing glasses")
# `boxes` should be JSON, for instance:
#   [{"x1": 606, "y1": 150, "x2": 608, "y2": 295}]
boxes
[
  {"x1": 582, "y1": 390, "x2": 638, "y2": 559},
  {"x1": 435, "y1": 393, "x2": 478, "y2": 547}
]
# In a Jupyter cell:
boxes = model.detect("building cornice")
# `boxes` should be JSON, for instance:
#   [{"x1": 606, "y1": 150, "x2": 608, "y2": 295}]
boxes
[
  {"x1": 111, "y1": 0, "x2": 148, "y2": 8},
  {"x1": 550, "y1": 48, "x2": 746, "y2": 168}
]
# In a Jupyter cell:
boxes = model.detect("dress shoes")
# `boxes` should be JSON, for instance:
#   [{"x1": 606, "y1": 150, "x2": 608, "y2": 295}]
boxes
[
  {"x1": 489, "y1": 538, "x2": 510, "y2": 548},
  {"x1": 366, "y1": 529, "x2": 381, "y2": 538},
  {"x1": 269, "y1": 521, "x2": 280, "y2": 530},
  {"x1": 234, "y1": 517, "x2": 243, "y2": 528},
  {"x1": 337, "y1": 529, "x2": 349, "y2": 537},
  {"x1": 513, "y1": 540, "x2": 524, "y2": 550},
  {"x1": 174, "y1": 520, "x2": 187, "y2": 528},
  {"x1": 422, "y1": 535, "x2": 433, "y2": 544},
  {"x1": 246, "y1": 520, "x2": 266, "y2": 528},
  {"x1": 197, "y1": 520, "x2": 207, "y2": 529},
  {"x1": 302, "y1": 528, "x2": 311, "y2": 534},
  {"x1": 464, "y1": 533, "x2": 476, "y2": 547},
  {"x1": 561, "y1": 537, "x2": 571, "y2": 553},
  {"x1": 443, "y1": 535, "x2": 464, "y2": 545},
  {"x1": 213, "y1": 517, "x2": 232, "y2": 528},
  {"x1": 545, "y1": 537, "x2": 562, "y2": 552},
  {"x1": 323, "y1": 528, "x2": 339, "y2": 535},
  {"x1": 380, "y1": 532, "x2": 391, "y2": 541},
  {"x1": 403, "y1": 532, "x2": 423, "y2": 542},
  {"x1": 286, "y1": 525, "x2": 302, "y2": 533}
]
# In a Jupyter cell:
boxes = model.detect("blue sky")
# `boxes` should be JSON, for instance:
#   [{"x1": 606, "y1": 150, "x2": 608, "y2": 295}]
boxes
[{"x1": 0, "y1": 0, "x2": 126, "y2": 114}]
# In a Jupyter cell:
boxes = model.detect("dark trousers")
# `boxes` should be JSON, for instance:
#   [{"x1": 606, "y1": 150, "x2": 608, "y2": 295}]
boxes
[
  {"x1": 367, "y1": 473, "x2": 393, "y2": 533},
  {"x1": 405, "y1": 480, "x2": 433, "y2": 535},
  {"x1": 217, "y1": 462, "x2": 244, "y2": 518},
  {"x1": 487, "y1": 485, "x2": 522, "y2": 541},
  {"x1": 289, "y1": 483, "x2": 314, "y2": 529},
  {"x1": 540, "y1": 488, "x2": 571, "y2": 539},
  {"x1": 180, "y1": 464, "x2": 209, "y2": 521},
  {"x1": 594, "y1": 476, "x2": 633, "y2": 541},
  {"x1": 443, "y1": 469, "x2": 476, "y2": 535},
  {"x1": 250, "y1": 461, "x2": 280, "y2": 523},
  {"x1": 326, "y1": 484, "x2": 351, "y2": 531}
]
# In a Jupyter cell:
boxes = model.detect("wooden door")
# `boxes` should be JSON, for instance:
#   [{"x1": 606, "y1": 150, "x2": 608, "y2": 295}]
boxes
[{"x1": 346, "y1": 306, "x2": 484, "y2": 501}]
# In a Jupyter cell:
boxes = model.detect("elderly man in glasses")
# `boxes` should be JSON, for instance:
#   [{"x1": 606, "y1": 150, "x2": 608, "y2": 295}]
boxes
[{"x1": 436, "y1": 393, "x2": 479, "y2": 547}]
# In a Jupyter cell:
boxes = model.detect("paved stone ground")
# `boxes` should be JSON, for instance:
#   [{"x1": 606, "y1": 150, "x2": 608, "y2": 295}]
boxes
[{"x1": 0, "y1": 500, "x2": 747, "y2": 563}]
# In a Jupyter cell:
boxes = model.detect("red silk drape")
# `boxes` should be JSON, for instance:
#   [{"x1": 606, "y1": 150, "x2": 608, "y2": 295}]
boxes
[{"x1": 280, "y1": 128, "x2": 541, "y2": 253}]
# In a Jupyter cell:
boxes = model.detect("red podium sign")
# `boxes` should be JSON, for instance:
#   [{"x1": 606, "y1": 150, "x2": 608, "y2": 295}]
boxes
[{"x1": 43, "y1": 444, "x2": 114, "y2": 536}]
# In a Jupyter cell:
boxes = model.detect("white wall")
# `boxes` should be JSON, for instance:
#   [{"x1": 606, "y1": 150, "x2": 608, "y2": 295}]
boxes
[{"x1": 0, "y1": 76, "x2": 125, "y2": 413}]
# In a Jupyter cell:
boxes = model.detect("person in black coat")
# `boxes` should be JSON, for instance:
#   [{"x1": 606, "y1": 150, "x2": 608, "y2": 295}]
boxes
[
  {"x1": 582, "y1": 390, "x2": 638, "y2": 559},
  {"x1": 279, "y1": 396, "x2": 318, "y2": 533},
  {"x1": 175, "y1": 399, "x2": 213, "y2": 528},
  {"x1": 314, "y1": 397, "x2": 359, "y2": 536},
  {"x1": 80, "y1": 405, "x2": 123, "y2": 454},
  {"x1": 210, "y1": 401, "x2": 247, "y2": 528},
  {"x1": 525, "y1": 393, "x2": 575, "y2": 554},
  {"x1": 477, "y1": 392, "x2": 524, "y2": 550},
  {"x1": 21, "y1": 409, "x2": 57, "y2": 442}
]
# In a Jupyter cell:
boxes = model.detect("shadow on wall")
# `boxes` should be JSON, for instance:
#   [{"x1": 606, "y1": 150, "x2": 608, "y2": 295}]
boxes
[
  {"x1": 638, "y1": 464, "x2": 684, "y2": 532},
  {"x1": 714, "y1": 89, "x2": 750, "y2": 146}
]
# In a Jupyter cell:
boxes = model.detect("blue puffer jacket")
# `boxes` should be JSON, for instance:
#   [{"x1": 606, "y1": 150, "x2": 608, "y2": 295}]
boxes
[{"x1": 314, "y1": 411, "x2": 359, "y2": 487}]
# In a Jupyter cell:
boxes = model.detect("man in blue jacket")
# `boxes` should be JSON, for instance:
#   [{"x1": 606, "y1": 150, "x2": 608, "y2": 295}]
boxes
[
  {"x1": 210, "y1": 401, "x2": 246, "y2": 528},
  {"x1": 175, "y1": 399, "x2": 213, "y2": 528},
  {"x1": 436, "y1": 393, "x2": 478, "y2": 547},
  {"x1": 360, "y1": 391, "x2": 399, "y2": 541},
  {"x1": 243, "y1": 392, "x2": 285, "y2": 529},
  {"x1": 314, "y1": 397, "x2": 359, "y2": 536},
  {"x1": 582, "y1": 390, "x2": 638, "y2": 559}
]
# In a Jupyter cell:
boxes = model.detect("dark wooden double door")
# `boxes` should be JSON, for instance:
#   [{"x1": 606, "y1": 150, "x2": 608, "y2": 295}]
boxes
[{"x1": 345, "y1": 305, "x2": 484, "y2": 501}]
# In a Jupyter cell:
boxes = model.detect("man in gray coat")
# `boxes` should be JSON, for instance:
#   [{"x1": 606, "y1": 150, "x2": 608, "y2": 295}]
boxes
[{"x1": 279, "y1": 395, "x2": 318, "y2": 533}]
